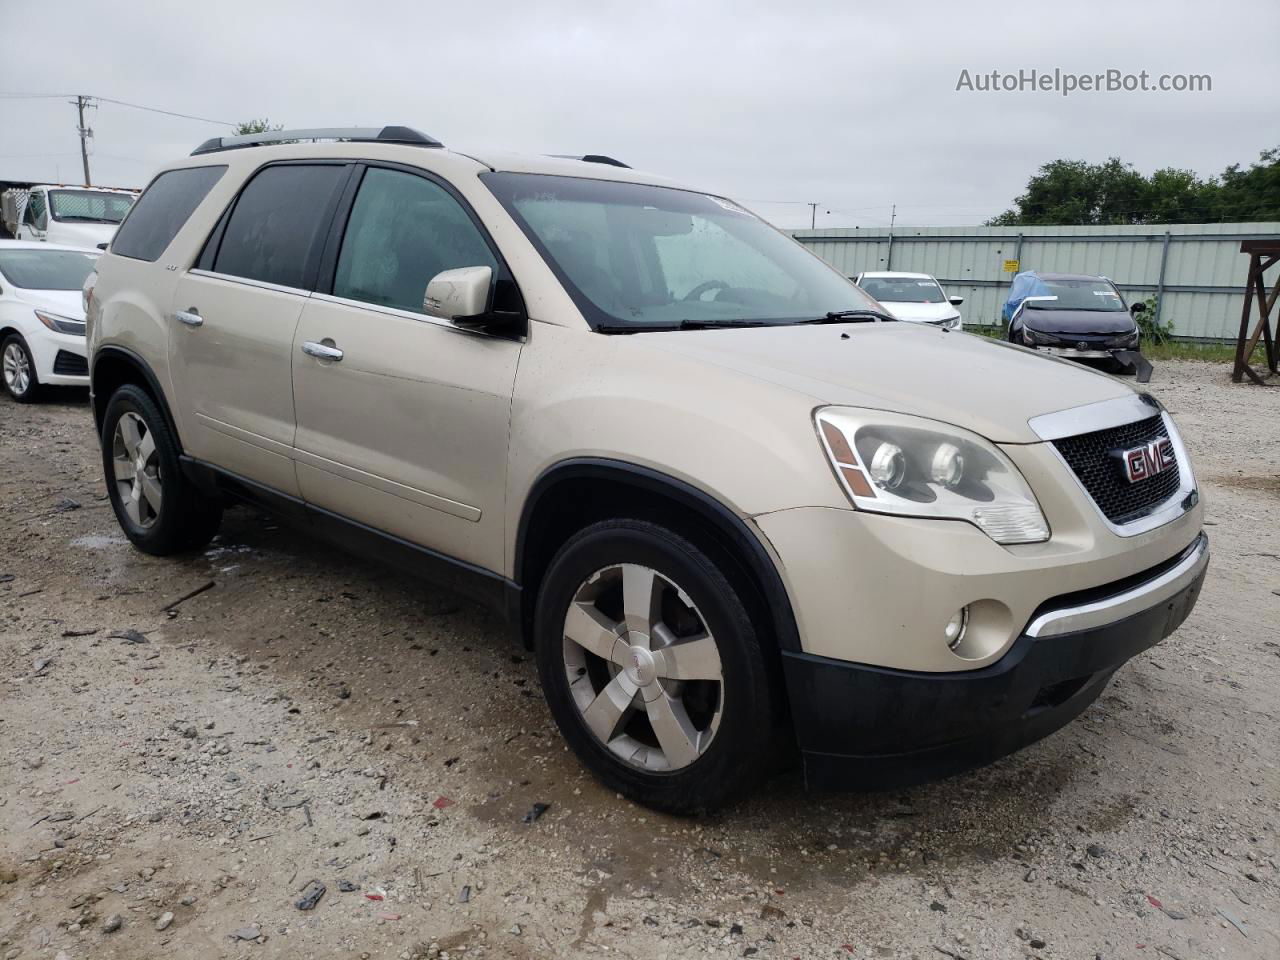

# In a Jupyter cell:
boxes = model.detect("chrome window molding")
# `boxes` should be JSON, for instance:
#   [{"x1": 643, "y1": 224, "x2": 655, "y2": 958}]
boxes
[
  {"x1": 308, "y1": 291, "x2": 517, "y2": 341},
  {"x1": 188, "y1": 268, "x2": 313, "y2": 299}
]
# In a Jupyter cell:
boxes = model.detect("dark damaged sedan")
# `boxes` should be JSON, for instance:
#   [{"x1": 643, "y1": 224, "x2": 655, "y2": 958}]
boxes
[{"x1": 1004, "y1": 272, "x2": 1151, "y2": 380}]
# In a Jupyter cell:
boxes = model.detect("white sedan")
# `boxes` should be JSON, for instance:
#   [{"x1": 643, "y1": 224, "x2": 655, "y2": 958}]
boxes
[
  {"x1": 0, "y1": 240, "x2": 99, "y2": 401},
  {"x1": 853, "y1": 271, "x2": 964, "y2": 329}
]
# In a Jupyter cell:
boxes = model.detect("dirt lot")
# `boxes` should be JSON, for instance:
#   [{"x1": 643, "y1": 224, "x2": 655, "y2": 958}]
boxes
[{"x1": 1, "y1": 360, "x2": 1277, "y2": 960}]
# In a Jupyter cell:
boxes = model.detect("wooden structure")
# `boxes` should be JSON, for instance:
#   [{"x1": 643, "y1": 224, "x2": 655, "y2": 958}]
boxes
[{"x1": 1233, "y1": 239, "x2": 1280, "y2": 384}]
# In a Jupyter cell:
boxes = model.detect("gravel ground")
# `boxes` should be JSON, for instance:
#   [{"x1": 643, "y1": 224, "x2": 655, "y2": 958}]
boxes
[{"x1": 1, "y1": 360, "x2": 1277, "y2": 960}]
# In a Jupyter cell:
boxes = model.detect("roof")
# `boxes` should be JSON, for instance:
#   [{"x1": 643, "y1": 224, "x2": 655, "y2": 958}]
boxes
[
  {"x1": 0, "y1": 239, "x2": 102, "y2": 254},
  {"x1": 170, "y1": 128, "x2": 690, "y2": 192},
  {"x1": 1035, "y1": 272, "x2": 1109, "y2": 282},
  {"x1": 858, "y1": 271, "x2": 934, "y2": 280}
]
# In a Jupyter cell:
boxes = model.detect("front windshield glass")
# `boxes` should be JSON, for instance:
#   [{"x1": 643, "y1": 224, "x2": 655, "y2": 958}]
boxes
[
  {"x1": 859, "y1": 276, "x2": 946, "y2": 303},
  {"x1": 1029, "y1": 278, "x2": 1125, "y2": 311},
  {"x1": 481, "y1": 172, "x2": 881, "y2": 329},
  {"x1": 0, "y1": 248, "x2": 98, "y2": 290},
  {"x1": 49, "y1": 190, "x2": 135, "y2": 224}
]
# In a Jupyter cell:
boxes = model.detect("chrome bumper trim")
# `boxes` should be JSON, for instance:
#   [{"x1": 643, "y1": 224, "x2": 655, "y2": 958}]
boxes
[{"x1": 1025, "y1": 534, "x2": 1208, "y2": 638}]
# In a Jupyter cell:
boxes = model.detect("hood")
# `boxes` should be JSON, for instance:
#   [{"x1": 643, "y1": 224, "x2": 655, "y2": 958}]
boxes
[
  {"x1": 14, "y1": 288, "x2": 85, "y2": 320},
  {"x1": 47, "y1": 221, "x2": 117, "y2": 247},
  {"x1": 1022, "y1": 308, "x2": 1136, "y2": 335},
  {"x1": 878, "y1": 300, "x2": 960, "y2": 324},
  {"x1": 638, "y1": 323, "x2": 1133, "y2": 443}
]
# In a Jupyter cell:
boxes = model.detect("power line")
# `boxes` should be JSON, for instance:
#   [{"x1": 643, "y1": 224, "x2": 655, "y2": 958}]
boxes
[{"x1": 0, "y1": 92, "x2": 235, "y2": 126}]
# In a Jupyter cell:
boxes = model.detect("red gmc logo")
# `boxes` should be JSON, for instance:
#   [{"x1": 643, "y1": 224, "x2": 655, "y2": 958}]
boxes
[{"x1": 1119, "y1": 437, "x2": 1176, "y2": 483}]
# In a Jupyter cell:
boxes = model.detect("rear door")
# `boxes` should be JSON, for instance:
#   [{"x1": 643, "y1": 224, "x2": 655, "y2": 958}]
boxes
[
  {"x1": 169, "y1": 162, "x2": 350, "y2": 496},
  {"x1": 291, "y1": 163, "x2": 524, "y2": 571}
]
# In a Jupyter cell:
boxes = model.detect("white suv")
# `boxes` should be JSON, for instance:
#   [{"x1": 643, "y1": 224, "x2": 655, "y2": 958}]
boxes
[{"x1": 86, "y1": 127, "x2": 1207, "y2": 812}]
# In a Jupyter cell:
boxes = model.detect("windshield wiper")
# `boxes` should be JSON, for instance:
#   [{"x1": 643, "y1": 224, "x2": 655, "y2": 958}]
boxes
[
  {"x1": 54, "y1": 215, "x2": 113, "y2": 223},
  {"x1": 796, "y1": 310, "x2": 898, "y2": 325},
  {"x1": 594, "y1": 319, "x2": 772, "y2": 334}
]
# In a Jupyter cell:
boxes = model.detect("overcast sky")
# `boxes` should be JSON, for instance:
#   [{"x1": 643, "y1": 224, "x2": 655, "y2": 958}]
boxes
[{"x1": 2, "y1": 0, "x2": 1276, "y2": 228}]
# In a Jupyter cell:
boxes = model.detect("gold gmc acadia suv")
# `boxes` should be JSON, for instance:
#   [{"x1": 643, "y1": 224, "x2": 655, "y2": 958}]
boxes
[{"x1": 85, "y1": 127, "x2": 1208, "y2": 813}]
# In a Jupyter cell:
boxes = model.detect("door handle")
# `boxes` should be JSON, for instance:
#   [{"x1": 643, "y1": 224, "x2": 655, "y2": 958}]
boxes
[
  {"x1": 175, "y1": 309, "x2": 203, "y2": 327},
  {"x1": 302, "y1": 340, "x2": 344, "y2": 362}
]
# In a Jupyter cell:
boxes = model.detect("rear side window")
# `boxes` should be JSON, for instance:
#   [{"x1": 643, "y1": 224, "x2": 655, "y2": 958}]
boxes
[
  {"x1": 333, "y1": 167, "x2": 497, "y2": 313},
  {"x1": 111, "y1": 166, "x2": 225, "y2": 262},
  {"x1": 212, "y1": 165, "x2": 347, "y2": 289}
]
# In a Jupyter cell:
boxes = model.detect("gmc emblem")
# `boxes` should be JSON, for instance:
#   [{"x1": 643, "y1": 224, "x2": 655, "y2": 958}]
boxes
[{"x1": 1117, "y1": 437, "x2": 1176, "y2": 483}]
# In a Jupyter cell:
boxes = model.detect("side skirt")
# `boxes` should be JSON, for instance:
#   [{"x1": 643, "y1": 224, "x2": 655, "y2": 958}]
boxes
[{"x1": 180, "y1": 456, "x2": 521, "y2": 620}]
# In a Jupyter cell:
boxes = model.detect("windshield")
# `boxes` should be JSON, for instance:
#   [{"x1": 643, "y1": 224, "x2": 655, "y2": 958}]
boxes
[
  {"x1": 481, "y1": 172, "x2": 881, "y2": 329},
  {"x1": 1029, "y1": 278, "x2": 1126, "y2": 311},
  {"x1": 859, "y1": 276, "x2": 946, "y2": 303},
  {"x1": 49, "y1": 190, "x2": 135, "y2": 224},
  {"x1": 0, "y1": 248, "x2": 99, "y2": 290}
]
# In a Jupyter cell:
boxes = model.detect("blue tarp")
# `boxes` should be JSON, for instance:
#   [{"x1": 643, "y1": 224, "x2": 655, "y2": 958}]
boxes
[{"x1": 1002, "y1": 271, "x2": 1053, "y2": 322}]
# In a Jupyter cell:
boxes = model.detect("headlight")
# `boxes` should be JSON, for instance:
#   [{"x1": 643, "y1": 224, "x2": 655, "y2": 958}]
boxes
[
  {"x1": 35, "y1": 310, "x2": 87, "y2": 335},
  {"x1": 815, "y1": 408, "x2": 1050, "y2": 544},
  {"x1": 1022, "y1": 326, "x2": 1058, "y2": 347}
]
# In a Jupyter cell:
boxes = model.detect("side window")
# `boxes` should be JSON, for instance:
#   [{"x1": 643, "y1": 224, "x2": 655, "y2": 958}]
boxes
[
  {"x1": 212, "y1": 165, "x2": 347, "y2": 289},
  {"x1": 112, "y1": 166, "x2": 226, "y2": 262},
  {"x1": 333, "y1": 168, "x2": 497, "y2": 314},
  {"x1": 26, "y1": 192, "x2": 47, "y2": 230}
]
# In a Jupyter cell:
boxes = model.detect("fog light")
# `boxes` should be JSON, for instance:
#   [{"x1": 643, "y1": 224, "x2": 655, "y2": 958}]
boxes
[{"x1": 944, "y1": 607, "x2": 969, "y2": 650}]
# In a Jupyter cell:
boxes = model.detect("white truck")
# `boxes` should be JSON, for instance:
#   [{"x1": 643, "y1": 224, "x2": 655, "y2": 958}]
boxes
[{"x1": 1, "y1": 182, "x2": 137, "y2": 247}]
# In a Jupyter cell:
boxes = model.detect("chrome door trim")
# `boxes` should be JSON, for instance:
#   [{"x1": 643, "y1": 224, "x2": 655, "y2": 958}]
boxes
[{"x1": 1025, "y1": 533, "x2": 1208, "y2": 638}]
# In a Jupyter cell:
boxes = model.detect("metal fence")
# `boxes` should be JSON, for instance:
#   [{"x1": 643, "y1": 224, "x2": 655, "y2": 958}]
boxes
[{"x1": 791, "y1": 222, "x2": 1280, "y2": 341}]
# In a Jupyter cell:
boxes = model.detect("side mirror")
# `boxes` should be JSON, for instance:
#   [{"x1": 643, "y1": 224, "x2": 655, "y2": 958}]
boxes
[
  {"x1": 96, "y1": 242, "x2": 109, "y2": 251},
  {"x1": 948, "y1": 296, "x2": 964, "y2": 306},
  {"x1": 1130, "y1": 301, "x2": 1146, "y2": 314},
  {"x1": 423, "y1": 265, "x2": 492, "y2": 321}
]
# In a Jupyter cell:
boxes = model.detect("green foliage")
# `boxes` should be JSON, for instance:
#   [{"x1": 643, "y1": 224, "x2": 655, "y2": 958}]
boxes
[
  {"x1": 233, "y1": 118, "x2": 282, "y2": 136},
  {"x1": 1135, "y1": 296, "x2": 1173, "y2": 345},
  {"x1": 990, "y1": 146, "x2": 1280, "y2": 225}
]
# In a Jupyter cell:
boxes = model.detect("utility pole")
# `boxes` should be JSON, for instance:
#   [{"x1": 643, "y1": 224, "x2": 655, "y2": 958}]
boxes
[
  {"x1": 72, "y1": 95, "x2": 93, "y2": 186},
  {"x1": 807, "y1": 202, "x2": 818, "y2": 229}
]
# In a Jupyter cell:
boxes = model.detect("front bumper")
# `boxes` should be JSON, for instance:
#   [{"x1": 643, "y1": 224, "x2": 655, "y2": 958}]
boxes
[
  {"x1": 781, "y1": 532, "x2": 1207, "y2": 790},
  {"x1": 27, "y1": 329, "x2": 89, "y2": 386}
]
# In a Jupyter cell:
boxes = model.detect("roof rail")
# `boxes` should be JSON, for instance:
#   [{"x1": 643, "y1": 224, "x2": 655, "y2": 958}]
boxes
[
  {"x1": 550, "y1": 154, "x2": 630, "y2": 169},
  {"x1": 191, "y1": 126, "x2": 442, "y2": 156}
]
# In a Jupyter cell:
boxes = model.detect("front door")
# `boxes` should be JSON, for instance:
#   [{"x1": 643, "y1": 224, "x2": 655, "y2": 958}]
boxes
[
  {"x1": 169, "y1": 162, "x2": 350, "y2": 496},
  {"x1": 291, "y1": 165, "x2": 523, "y2": 572}
]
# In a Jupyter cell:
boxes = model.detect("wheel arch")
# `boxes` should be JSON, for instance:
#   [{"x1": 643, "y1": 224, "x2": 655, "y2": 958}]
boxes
[
  {"x1": 91, "y1": 345, "x2": 182, "y2": 449},
  {"x1": 513, "y1": 458, "x2": 801, "y2": 655}
]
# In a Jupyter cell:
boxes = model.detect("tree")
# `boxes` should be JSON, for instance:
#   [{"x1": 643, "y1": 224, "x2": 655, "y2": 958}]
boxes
[
  {"x1": 233, "y1": 118, "x2": 282, "y2": 136},
  {"x1": 990, "y1": 146, "x2": 1280, "y2": 225}
]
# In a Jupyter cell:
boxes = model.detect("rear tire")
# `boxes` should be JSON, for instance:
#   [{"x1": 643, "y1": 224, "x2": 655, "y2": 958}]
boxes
[
  {"x1": 2, "y1": 334, "x2": 41, "y2": 402},
  {"x1": 534, "y1": 518, "x2": 782, "y2": 814},
  {"x1": 101, "y1": 384, "x2": 222, "y2": 555}
]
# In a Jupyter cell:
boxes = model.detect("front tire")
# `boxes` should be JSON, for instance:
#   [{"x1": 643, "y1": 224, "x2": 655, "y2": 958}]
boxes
[
  {"x1": 101, "y1": 384, "x2": 222, "y2": 555},
  {"x1": 2, "y1": 334, "x2": 41, "y2": 402},
  {"x1": 534, "y1": 518, "x2": 782, "y2": 814}
]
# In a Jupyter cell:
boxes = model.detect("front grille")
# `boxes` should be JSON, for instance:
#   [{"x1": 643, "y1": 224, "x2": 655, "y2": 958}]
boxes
[
  {"x1": 53, "y1": 350, "x2": 88, "y2": 376},
  {"x1": 1052, "y1": 415, "x2": 1181, "y2": 524}
]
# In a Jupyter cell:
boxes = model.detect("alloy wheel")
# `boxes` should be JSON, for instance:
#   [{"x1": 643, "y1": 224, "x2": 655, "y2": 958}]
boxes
[
  {"x1": 562, "y1": 563, "x2": 724, "y2": 772},
  {"x1": 3, "y1": 342, "x2": 31, "y2": 396},
  {"x1": 112, "y1": 411, "x2": 162, "y2": 528}
]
